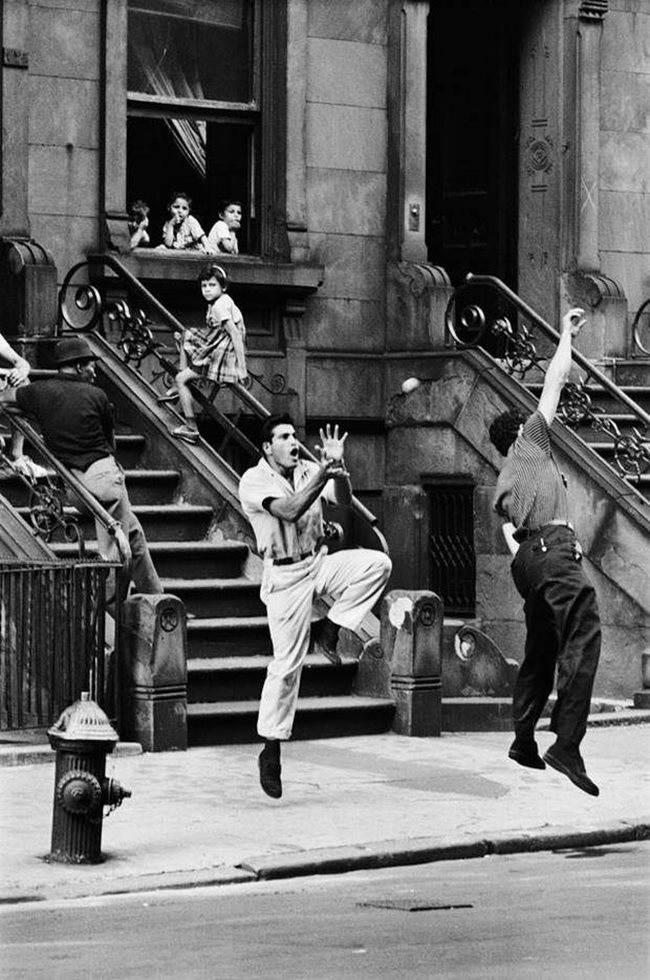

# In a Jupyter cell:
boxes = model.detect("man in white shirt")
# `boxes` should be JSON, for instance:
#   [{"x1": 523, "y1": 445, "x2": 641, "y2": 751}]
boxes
[{"x1": 239, "y1": 414, "x2": 392, "y2": 798}]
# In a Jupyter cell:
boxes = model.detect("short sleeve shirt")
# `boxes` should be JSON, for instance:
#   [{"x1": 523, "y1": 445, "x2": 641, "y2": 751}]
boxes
[
  {"x1": 15, "y1": 375, "x2": 114, "y2": 470},
  {"x1": 239, "y1": 457, "x2": 336, "y2": 560},
  {"x1": 493, "y1": 410, "x2": 569, "y2": 533}
]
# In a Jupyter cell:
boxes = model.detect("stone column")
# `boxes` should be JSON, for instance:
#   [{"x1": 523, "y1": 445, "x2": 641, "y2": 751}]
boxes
[
  {"x1": 382, "y1": 590, "x2": 443, "y2": 737},
  {"x1": 387, "y1": 0, "x2": 429, "y2": 263},
  {"x1": 119, "y1": 594, "x2": 188, "y2": 752},
  {"x1": 575, "y1": 1, "x2": 607, "y2": 273}
]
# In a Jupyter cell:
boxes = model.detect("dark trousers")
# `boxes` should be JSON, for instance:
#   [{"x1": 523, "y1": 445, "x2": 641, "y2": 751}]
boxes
[{"x1": 510, "y1": 525, "x2": 601, "y2": 749}]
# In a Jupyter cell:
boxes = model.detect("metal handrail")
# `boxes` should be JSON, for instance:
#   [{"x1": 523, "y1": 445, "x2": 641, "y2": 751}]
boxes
[
  {"x1": 447, "y1": 274, "x2": 650, "y2": 427},
  {"x1": 59, "y1": 253, "x2": 388, "y2": 549},
  {"x1": 0, "y1": 407, "x2": 132, "y2": 576}
]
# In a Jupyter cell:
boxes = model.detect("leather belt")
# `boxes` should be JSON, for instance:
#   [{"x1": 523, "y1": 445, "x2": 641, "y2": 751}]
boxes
[
  {"x1": 272, "y1": 550, "x2": 315, "y2": 566},
  {"x1": 515, "y1": 520, "x2": 574, "y2": 542}
]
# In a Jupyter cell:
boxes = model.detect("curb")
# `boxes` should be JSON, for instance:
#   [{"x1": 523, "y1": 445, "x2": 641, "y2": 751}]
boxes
[
  {"x1": 2, "y1": 818, "x2": 647, "y2": 905},
  {"x1": 0, "y1": 742, "x2": 143, "y2": 767},
  {"x1": 236, "y1": 817, "x2": 650, "y2": 881}
]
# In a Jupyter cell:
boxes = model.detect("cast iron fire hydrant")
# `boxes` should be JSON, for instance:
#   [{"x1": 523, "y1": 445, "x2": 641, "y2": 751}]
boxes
[{"x1": 47, "y1": 692, "x2": 131, "y2": 864}]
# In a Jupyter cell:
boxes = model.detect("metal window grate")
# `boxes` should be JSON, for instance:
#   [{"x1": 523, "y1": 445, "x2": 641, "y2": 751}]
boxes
[{"x1": 426, "y1": 484, "x2": 475, "y2": 615}]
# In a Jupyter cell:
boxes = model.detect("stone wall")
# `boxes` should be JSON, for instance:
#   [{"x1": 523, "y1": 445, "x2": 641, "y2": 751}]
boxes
[
  {"x1": 304, "y1": 0, "x2": 388, "y2": 357},
  {"x1": 27, "y1": 0, "x2": 102, "y2": 275},
  {"x1": 600, "y1": 0, "x2": 650, "y2": 324}
]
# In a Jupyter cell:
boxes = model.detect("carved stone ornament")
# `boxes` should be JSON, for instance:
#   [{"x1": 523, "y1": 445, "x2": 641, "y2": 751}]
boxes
[
  {"x1": 579, "y1": 0, "x2": 608, "y2": 21},
  {"x1": 525, "y1": 134, "x2": 554, "y2": 176}
]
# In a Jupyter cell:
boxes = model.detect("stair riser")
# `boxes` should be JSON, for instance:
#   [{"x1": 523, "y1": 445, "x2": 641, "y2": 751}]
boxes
[
  {"x1": 188, "y1": 663, "x2": 357, "y2": 703},
  {"x1": 0, "y1": 474, "x2": 179, "y2": 508},
  {"x1": 170, "y1": 588, "x2": 265, "y2": 619},
  {"x1": 188, "y1": 704, "x2": 394, "y2": 746},
  {"x1": 124, "y1": 477, "x2": 179, "y2": 505},
  {"x1": 114, "y1": 440, "x2": 146, "y2": 469},
  {"x1": 576, "y1": 393, "x2": 650, "y2": 416},
  {"x1": 153, "y1": 552, "x2": 248, "y2": 579},
  {"x1": 188, "y1": 626, "x2": 271, "y2": 659},
  {"x1": 24, "y1": 510, "x2": 212, "y2": 544}
]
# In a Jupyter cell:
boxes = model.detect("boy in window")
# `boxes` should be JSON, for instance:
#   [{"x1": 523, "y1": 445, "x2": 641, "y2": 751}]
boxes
[{"x1": 207, "y1": 200, "x2": 242, "y2": 255}]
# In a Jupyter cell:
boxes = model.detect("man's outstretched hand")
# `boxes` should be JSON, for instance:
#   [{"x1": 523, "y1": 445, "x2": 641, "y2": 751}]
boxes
[{"x1": 315, "y1": 423, "x2": 349, "y2": 475}]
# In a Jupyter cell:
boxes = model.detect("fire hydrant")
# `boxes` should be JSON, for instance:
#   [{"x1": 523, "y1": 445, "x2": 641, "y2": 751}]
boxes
[{"x1": 47, "y1": 692, "x2": 131, "y2": 864}]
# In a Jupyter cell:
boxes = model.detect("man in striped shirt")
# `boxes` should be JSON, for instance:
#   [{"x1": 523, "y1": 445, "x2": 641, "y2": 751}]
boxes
[{"x1": 489, "y1": 307, "x2": 602, "y2": 796}]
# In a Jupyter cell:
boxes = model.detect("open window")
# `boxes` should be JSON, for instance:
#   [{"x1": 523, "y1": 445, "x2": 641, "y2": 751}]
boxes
[{"x1": 120, "y1": 0, "x2": 287, "y2": 260}]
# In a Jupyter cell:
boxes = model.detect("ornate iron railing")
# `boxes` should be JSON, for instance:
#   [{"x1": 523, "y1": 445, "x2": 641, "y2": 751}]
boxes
[
  {"x1": 58, "y1": 254, "x2": 389, "y2": 554},
  {"x1": 446, "y1": 274, "x2": 650, "y2": 487}
]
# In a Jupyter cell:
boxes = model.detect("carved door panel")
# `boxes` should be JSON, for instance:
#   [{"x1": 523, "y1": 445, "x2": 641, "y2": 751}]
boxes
[{"x1": 426, "y1": 0, "x2": 520, "y2": 290}]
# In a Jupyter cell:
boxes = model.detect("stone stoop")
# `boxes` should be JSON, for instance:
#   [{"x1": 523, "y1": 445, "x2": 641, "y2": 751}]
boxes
[{"x1": 3, "y1": 424, "x2": 395, "y2": 746}]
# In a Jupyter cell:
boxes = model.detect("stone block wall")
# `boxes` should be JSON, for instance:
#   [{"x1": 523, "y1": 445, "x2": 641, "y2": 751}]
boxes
[
  {"x1": 27, "y1": 0, "x2": 102, "y2": 276},
  {"x1": 304, "y1": 0, "x2": 388, "y2": 358},
  {"x1": 600, "y1": 1, "x2": 650, "y2": 323}
]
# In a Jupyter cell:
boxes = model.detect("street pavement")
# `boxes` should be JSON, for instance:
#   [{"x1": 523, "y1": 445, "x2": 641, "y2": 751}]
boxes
[{"x1": 1, "y1": 710, "x2": 649, "y2": 904}]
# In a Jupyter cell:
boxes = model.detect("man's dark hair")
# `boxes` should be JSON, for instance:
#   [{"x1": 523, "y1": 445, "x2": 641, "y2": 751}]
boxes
[
  {"x1": 259, "y1": 413, "x2": 295, "y2": 450},
  {"x1": 489, "y1": 408, "x2": 528, "y2": 456}
]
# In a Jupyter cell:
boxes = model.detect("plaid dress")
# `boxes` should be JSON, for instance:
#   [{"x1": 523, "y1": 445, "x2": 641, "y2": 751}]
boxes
[{"x1": 183, "y1": 294, "x2": 247, "y2": 384}]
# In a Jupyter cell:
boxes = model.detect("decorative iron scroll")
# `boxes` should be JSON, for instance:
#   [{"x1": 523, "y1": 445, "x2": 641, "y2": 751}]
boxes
[
  {"x1": 446, "y1": 277, "x2": 650, "y2": 486},
  {"x1": 0, "y1": 441, "x2": 84, "y2": 548}
]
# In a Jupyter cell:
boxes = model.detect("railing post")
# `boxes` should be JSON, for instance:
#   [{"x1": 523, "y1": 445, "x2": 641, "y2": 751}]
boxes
[
  {"x1": 381, "y1": 589, "x2": 443, "y2": 737},
  {"x1": 119, "y1": 594, "x2": 187, "y2": 752}
]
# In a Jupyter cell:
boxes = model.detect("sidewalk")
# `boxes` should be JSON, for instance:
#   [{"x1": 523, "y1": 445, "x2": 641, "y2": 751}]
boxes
[{"x1": 1, "y1": 713, "x2": 649, "y2": 904}]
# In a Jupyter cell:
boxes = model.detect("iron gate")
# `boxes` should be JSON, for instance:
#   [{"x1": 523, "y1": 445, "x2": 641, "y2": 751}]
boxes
[
  {"x1": 0, "y1": 560, "x2": 116, "y2": 730},
  {"x1": 426, "y1": 483, "x2": 476, "y2": 615}
]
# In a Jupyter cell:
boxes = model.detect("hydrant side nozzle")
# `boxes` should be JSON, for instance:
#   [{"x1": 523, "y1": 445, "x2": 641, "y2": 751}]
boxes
[{"x1": 102, "y1": 776, "x2": 132, "y2": 808}]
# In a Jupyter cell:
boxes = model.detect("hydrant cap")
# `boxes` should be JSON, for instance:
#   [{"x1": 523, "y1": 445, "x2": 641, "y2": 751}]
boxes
[{"x1": 47, "y1": 692, "x2": 119, "y2": 744}]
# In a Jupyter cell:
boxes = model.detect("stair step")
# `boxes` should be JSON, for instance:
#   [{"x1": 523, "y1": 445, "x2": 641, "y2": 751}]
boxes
[
  {"x1": 123, "y1": 470, "x2": 180, "y2": 504},
  {"x1": 162, "y1": 577, "x2": 264, "y2": 617},
  {"x1": 114, "y1": 434, "x2": 146, "y2": 467},
  {"x1": 20, "y1": 504, "x2": 214, "y2": 543},
  {"x1": 187, "y1": 616, "x2": 270, "y2": 658},
  {"x1": 187, "y1": 654, "x2": 357, "y2": 701},
  {"x1": 187, "y1": 695, "x2": 395, "y2": 745},
  {"x1": 149, "y1": 541, "x2": 249, "y2": 578}
]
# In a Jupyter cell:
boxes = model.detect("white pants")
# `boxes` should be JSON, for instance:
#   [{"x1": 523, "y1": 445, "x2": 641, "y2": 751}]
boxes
[{"x1": 257, "y1": 548, "x2": 392, "y2": 740}]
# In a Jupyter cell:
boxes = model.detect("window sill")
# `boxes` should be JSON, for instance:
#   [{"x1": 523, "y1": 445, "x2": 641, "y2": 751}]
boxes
[{"x1": 104, "y1": 249, "x2": 324, "y2": 296}]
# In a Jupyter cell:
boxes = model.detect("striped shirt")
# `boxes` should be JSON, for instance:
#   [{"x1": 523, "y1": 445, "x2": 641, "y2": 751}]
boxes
[{"x1": 493, "y1": 411, "x2": 569, "y2": 533}]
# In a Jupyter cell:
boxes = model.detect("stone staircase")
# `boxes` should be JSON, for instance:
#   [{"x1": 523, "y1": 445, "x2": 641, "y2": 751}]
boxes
[{"x1": 3, "y1": 416, "x2": 394, "y2": 745}]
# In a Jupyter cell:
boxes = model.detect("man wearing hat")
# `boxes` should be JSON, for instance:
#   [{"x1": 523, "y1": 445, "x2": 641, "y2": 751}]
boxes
[{"x1": 0, "y1": 336, "x2": 162, "y2": 596}]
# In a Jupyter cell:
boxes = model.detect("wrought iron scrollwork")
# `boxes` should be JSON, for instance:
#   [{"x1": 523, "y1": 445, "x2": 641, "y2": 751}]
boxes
[
  {"x1": 58, "y1": 280, "x2": 104, "y2": 334},
  {"x1": 0, "y1": 444, "x2": 84, "y2": 548}
]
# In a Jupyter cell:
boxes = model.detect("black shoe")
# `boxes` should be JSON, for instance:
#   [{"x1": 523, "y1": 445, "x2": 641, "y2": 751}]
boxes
[
  {"x1": 543, "y1": 744, "x2": 599, "y2": 797},
  {"x1": 508, "y1": 738, "x2": 546, "y2": 770},
  {"x1": 309, "y1": 617, "x2": 341, "y2": 666},
  {"x1": 258, "y1": 749, "x2": 282, "y2": 799}
]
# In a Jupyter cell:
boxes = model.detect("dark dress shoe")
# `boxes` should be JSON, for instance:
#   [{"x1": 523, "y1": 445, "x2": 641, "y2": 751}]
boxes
[
  {"x1": 508, "y1": 739, "x2": 546, "y2": 770},
  {"x1": 309, "y1": 617, "x2": 341, "y2": 666},
  {"x1": 258, "y1": 750, "x2": 282, "y2": 799},
  {"x1": 543, "y1": 744, "x2": 599, "y2": 797}
]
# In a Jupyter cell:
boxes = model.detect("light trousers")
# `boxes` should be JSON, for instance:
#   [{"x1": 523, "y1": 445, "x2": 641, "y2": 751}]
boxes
[
  {"x1": 72, "y1": 455, "x2": 162, "y2": 595},
  {"x1": 258, "y1": 547, "x2": 392, "y2": 740}
]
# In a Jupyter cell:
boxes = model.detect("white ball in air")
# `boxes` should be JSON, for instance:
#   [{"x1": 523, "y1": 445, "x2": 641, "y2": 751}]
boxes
[{"x1": 401, "y1": 377, "x2": 421, "y2": 394}]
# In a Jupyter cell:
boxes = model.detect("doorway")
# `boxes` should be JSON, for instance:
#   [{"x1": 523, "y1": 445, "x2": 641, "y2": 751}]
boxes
[{"x1": 426, "y1": 0, "x2": 520, "y2": 289}]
